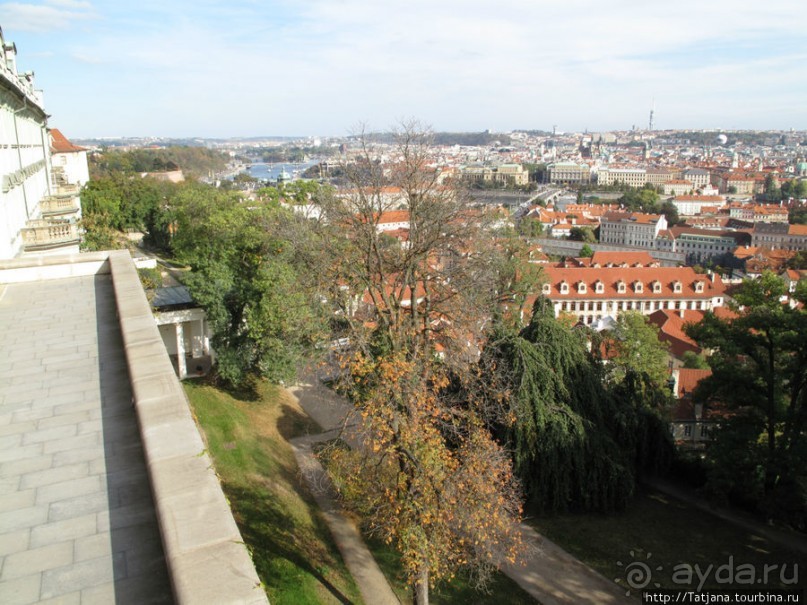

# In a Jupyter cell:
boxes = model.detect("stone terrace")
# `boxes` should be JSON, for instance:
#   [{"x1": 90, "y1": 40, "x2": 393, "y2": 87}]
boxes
[
  {"x1": 0, "y1": 274, "x2": 172, "y2": 604},
  {"x1": 0, "y1": 251, "x2": 267, "y2": 605}
]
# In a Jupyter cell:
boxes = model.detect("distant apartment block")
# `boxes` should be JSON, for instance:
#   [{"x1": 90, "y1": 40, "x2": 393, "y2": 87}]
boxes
[
  {"x1": 753, "y1": 204, "x2": 789, "y2": 223},
  {"x1": 596, "y1": 167, "x2": 648, "y2": 188},
  {"x1": 663, "y1": 180, "x2": 695, "y2": 196},
  {"x1": 681, "y1": 168, "x2": 710, "y2": 190},
  {"x1": 460, "y1": 163, "x2": 528, "y2": 187},
  {"x1": 645, "y1": 168, "x2": 674, "y2": 188},
  {"x1": 599, "y1": 212, "x2": 667, "y2": 248},
  {"x1": 752, "y1": 223, "x2": 807, "y2": 251},
  {"x1": 672, "y1": 195, "x2": 725, "y2": 216},
  {"x1": 656, "y1": 227, "x2": 746, "y2": 264},
  {"x1": 714, "y1": 171, "x2": 761, "y2": 195},
  {"x1": 547, "y1": 161, "x2": 591, "y2": 185},
  {"x1": 729, "y1": 203, "x2": 789, "y2": 223}
]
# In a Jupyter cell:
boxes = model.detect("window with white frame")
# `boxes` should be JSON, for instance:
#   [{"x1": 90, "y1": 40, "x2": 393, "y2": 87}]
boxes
[
  {"x1": 559, "y1": 281, "x2": 569, "y2": 294},
  {"x1": 595, "y1": 280, "x2": 604, "y2": 293},
  {"x1": 577, "y1": 282, "x2": 587, "y2": 294},
  {"x1": 617, "y1": 280, "x2": 626, "y2": 293},
  {"x1": 634, "y1": 281, "x2": 643, "y2": 293},
  {"x1": 673, "y1": 281, "x2": 682, "y2": 293}
]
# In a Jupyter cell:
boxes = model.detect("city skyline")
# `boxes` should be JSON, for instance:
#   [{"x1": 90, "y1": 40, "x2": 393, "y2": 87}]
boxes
[{"x1": 1, "y1": 0, "x2": 805, "y2": 139}]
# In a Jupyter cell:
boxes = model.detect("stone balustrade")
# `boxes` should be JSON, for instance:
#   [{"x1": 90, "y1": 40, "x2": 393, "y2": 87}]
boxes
[
  {"x1": 21, "y1": 220, "x2": 80, "y2": 250},
  {"x1": 40, "y1": 195, "x2": 80, "y2": 216},
  {"x1": 52, "y1": 183, "x2": 81, "y2": 197}
]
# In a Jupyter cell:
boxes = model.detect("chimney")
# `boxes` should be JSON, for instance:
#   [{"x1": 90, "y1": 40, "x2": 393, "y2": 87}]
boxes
[{"x1": 4, "y1": 41, "x2": 17, "y2": 74}]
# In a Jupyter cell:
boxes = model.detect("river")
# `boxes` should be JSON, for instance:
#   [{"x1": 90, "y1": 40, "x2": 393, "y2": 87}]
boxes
[{"x1": 242, "y1": 160, "x2": 320, "y2": 182}]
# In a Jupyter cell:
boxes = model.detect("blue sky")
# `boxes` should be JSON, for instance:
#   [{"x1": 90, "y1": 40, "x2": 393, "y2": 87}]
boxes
[{"x1": 1, "y1": 0, "x2": 804, "y2": 138}]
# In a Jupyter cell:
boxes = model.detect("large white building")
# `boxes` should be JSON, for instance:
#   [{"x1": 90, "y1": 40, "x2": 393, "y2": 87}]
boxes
[
  {"x1": 536, "y1": 266, "x2": 726, "y2": 326},
  {"x1": 599, "y1": 211, "x2": 667, "y2": 249},
  {"x1": 1, "y1": 28, "x2": 83, "y2": 259}
]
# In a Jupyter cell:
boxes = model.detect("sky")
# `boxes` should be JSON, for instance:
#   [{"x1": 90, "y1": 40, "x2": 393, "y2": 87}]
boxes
[{"x1": 1, "y1": 0, "x2": 805, "y2": 139}]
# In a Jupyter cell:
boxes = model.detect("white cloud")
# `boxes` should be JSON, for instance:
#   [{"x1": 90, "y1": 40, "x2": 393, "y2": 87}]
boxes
[
  {"x1": 0, "y1": 0, "x2": 95, "y2": 33},
  {"x1": 12, "y1": 0, "x2": 805, "y2": 136}
]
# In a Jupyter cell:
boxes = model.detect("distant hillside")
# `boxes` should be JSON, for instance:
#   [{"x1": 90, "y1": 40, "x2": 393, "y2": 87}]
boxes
[
  {"x1": 350, "y1": 131, "x2": 512, "y2": 147},
  {"x1": 89, "y1": 146, "x2": 229, "y2": 179}
]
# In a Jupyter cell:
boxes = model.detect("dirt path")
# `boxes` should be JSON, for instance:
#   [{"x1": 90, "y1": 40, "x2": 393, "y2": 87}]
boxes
[{"x1": 287, "y1": 375, "x2": 399, "y2": 604}]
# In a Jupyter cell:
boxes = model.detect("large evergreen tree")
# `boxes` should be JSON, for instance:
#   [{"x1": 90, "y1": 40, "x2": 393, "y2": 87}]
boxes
[
  {"x1": 686, "y1": 272, "x2": 807, "y2": 525},
  {"x1": 481, "y1": 298, "x2": 673, "y2": 513}
]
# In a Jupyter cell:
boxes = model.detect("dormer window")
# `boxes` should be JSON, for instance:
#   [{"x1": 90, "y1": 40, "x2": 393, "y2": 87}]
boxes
[
  {"x1": 694, "y1": 281, "x2": 704, "y2": 293},
  {"x1": 542, "y1": 283, "x2": 551, "y2": 295},
  {"x1": 616, "y1": 280, "x2": 626, "y2": 294},
  {"x1": 634, "y1": 281, "x2": 643, "y2": 293},
  {"x1": 559, "y1": 281, "x2": 569, "y2": 294},
  {"x1": 594, "y1": 280, "x2": 604, "y2": 294},
  {"x1": 652, "y1": 280, "x2": 662, "y2": 293},
  {"x1": 577, "y1": 282, "x2": 587, "y2": 294},
  {"x1": 673, "y1": 281, "x2": 682, "y2": 293}
]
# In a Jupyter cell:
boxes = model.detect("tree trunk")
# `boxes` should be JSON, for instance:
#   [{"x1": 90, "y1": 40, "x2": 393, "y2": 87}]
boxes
[{"x1": 413, "y1": 566, "x2": 429, "y2": 605}]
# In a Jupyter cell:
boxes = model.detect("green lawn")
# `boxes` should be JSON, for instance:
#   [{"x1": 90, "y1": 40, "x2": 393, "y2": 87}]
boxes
[
  {"x1": 530, "y1": 490, "x2": 807, "y2": 594},
  {"x1": 184, "y1": 379, "x2": 364, "y2": 605}
]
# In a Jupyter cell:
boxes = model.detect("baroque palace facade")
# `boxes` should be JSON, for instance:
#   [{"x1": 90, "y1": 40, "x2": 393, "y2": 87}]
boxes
[
  {"x1": 1, "y1": 27, "x2": 84, "y2": 259},
  {"x1": 537, "y1": 265, "x2": 726, "y2": 326}
]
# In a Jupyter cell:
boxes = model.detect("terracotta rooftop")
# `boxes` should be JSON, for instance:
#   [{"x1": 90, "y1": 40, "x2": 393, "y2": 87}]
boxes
[
  {"x1": 49, "y1": 128, "x2": 86, "y2": 153},
  {"x1": 589, "y1": 251, "x2": 657, "y2": 266},
  {"x1": 647, "y1": 309, "x2": 703, "y2": 358},
  {"x1": 677, "y1": 368, "x2": 712, "y2": 399},
  {"x1": 540, "y1": 266, "x2": 725, "y2": 300}
]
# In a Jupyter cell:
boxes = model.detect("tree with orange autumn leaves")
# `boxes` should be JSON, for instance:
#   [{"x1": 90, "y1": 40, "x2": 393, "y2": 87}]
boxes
[{"x1": 316, "y1": 123, "x2": 528, "y2": 604}]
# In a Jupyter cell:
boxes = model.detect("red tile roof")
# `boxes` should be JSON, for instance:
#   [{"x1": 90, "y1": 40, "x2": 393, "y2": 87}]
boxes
[
  {"x1": 647, "y1": 309, "x2": 703, "y2": 358},
  {"x1": 589, "y1": 251, "x2": 656, "y2": 267},
  {"x1": 377, "y1": 210, "x2": 410, "y2": 224},
  {"x1": 540, "y1": 266, "x2": 725, "y2": 300},
  {"x1": 49, "y1": 129, "x2": 86, "y2": 153},
  {"x1": 677, "y1": 368, "x2": 712, "y2": 399}
]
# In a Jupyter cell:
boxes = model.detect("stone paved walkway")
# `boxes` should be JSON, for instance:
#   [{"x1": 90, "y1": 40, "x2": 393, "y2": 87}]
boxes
[{"x1": 0, "y1": 275, "x2": 172, "y2": 604}]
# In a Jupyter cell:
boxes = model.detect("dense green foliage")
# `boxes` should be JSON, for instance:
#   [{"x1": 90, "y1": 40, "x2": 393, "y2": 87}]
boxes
[
  {"x1": 686, "y1": 273, "x2": 807, "y2": 527},
  {"x1": 607, "y1": 312, "x2": 670, "y2": 389},
  {"x1": 79, "y1": 173, "x2": 178, "y2": 251},
  {"x1": 481, "y1": 299, "x2": 673, "y2": 513},
  {"x1": 171, "y1": 186, "x2": 324, "y2": 387},
  {"x1": 765, "y1": 178, "x2": 807, "y2": 203},
  {"x1": 682, "y1": 350, "x2": 710, "y2": 369},
  {"x1": 568, "y1": 226, "x2": 596, "y2": 242},
  {"x1": 259, "y1": 145, "x2": 337, "y2": 164}
]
